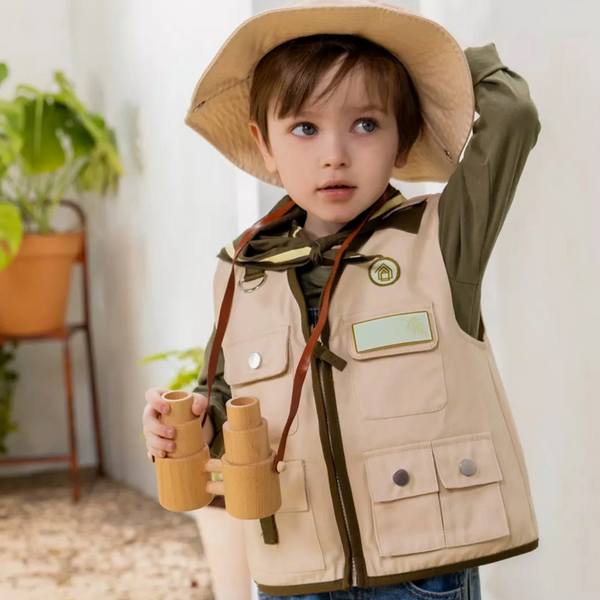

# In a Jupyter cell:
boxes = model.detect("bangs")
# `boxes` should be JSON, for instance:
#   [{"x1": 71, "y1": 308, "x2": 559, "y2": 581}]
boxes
[
  {"x1": 272, "y1": 44, "x2": 394, "y2": 119},
  {"x1": 249, "y1": 34, "x2": 423, "y2": 158}
]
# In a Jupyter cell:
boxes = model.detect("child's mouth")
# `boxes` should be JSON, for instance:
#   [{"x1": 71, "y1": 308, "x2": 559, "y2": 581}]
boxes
[{"x1": 318, "y1": 182, "x2": 357, "y2": 200}]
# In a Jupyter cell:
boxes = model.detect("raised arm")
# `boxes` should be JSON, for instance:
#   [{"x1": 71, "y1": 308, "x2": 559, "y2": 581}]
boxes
[{"x1": 438, "y1": 43, "x2": 541, "y2": 339}]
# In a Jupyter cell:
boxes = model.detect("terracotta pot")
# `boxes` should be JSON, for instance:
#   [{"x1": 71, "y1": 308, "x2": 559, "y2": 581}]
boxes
[{"x1": 0, "y1": 232, "x2": 83, "y2": 336}]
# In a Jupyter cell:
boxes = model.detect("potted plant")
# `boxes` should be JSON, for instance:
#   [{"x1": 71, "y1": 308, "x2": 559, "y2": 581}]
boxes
[{"x1": 0, "y1": 62, "x2": 123, "y2": 336}]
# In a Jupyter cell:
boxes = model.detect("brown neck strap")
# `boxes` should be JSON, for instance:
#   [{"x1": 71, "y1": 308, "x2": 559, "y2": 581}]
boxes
[
  {"x1": 205, "y1": 190, "x2": 391, "y2": 473},
  {"x1": 203, "y1": 199, "x2": 296, "y2": 426},
  {"x1": 272, "y1": 191, "x2": 389, "y2": 471}
]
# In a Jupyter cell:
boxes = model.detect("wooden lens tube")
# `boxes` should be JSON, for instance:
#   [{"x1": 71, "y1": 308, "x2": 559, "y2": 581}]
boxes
[
  {"x1": 155, "y1": 390, "x2": 213, "y2": 512},
  {"x1": 155, "y1": 393, "x2": 281, "y2": 519}
]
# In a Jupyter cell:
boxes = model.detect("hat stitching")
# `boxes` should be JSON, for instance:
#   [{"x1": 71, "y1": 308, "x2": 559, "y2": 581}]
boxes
[
  {"x1": 420, "y1": 112, "x2": 455, "y2": 163},
  {"x1": 193, "y1": 75, "x2": 253, "y2": 110}
]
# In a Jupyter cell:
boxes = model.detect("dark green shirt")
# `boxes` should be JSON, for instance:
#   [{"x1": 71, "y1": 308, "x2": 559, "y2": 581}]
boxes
[{"x1": 195, "y1": 44, "x2": 541, "y2": 458}]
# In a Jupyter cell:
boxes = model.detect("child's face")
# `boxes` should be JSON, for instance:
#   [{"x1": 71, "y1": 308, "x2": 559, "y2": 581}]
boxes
[{"x1": 250, "y1": 64, "x2": 407, "y2": 238}]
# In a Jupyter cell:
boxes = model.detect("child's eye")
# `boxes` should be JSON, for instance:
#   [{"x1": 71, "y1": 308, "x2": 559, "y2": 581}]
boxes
[
  {"x1": 355, "y1": 119, "x2": 378, "y2": 134},
  {"x1": 291, "y1": 123, "x2": 317, "y2": 137}
]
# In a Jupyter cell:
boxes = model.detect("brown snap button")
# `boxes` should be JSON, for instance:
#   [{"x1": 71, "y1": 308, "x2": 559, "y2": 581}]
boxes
[{"x1": 392, "y1": 469, "x2": 410, "y2": 487}]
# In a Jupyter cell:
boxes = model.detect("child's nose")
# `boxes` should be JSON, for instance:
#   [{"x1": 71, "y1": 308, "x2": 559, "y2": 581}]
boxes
[{"x1": 320, "y1": 134, "x2": 350, "y2": 168}]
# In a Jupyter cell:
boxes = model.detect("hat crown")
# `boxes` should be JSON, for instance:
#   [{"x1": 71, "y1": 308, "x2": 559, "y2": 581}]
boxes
[
  {"x1": 286, "y1": 1, "x2": 412, "y2": 19},
  {"x1": 288, "y1": 0, "x2": 379, "y2": 8}
]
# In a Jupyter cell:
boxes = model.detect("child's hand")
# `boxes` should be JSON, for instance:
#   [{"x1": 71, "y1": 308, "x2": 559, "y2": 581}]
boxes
[{"x1": 142, "y1": 388, "x2": 208, "y2": 460}]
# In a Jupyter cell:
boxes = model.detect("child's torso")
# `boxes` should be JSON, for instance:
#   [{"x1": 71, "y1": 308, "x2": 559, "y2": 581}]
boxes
[{"x1": 211, "y1": 193, "x2": 539, "y2": 595}]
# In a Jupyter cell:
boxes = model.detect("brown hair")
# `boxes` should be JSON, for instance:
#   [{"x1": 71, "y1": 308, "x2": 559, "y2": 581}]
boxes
[{"x1": 249, "y1": 34, "x2": 423, "y2": 159}]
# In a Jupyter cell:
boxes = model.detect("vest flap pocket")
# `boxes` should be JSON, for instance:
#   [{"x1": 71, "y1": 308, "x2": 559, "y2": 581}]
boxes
[
  {"x1": 364, "y1": 442, "x2": 446, "y2": 556},
  {"x1": 365, "y1": 442, "x2": 439, "y2": 502},
  {"x1": 347, "y1": 303, "x2": 438, "y2": 360},
  {"x1": 278, "y1": 460, "x2": 308, "y2": 513},
  {"x1": 432, "y1": 433, "x2": 503, "y2": 489},
  {"x1": 223, "y1": 326, "x2": 290, "y2": 386},
  {"x1": 431, "y1": 433, "x2": 510, "y2": 547},
  {"x1": 344, "y1": 303, "x2": 447, "y2": 419}
]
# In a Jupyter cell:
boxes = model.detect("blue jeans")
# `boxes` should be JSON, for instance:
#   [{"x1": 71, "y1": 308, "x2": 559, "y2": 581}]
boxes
[{"x1": 258, "y1": 567, "x2": 481, "y2": 600}]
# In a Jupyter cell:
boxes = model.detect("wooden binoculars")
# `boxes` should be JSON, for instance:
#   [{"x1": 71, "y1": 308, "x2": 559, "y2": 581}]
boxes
[{"x1": 154, "y1": 391, "x2": 282, "y2": 519}]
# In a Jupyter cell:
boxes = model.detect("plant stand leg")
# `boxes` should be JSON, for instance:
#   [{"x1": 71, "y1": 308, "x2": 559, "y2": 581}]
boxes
[
  {"x1": 63, "y1": 339, "x2": 80, "y2": 503},
  {"x1": 84, "y1": 327, "x2": 104, "y2": 477}
]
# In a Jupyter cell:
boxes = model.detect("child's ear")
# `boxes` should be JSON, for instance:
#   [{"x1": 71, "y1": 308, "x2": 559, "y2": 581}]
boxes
[
  {"x1": 394, "y1": 152, "x2": 408, "y2": 169},
  {"x1": 248, "y1": 121, "x2": 278, "y2": 174}
]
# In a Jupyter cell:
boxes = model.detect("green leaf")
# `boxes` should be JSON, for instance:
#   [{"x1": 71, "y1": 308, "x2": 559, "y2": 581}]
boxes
[
  {"x1": 0, "y1": 96, "x2": 25, "y2": 176},
  {"x1": 138, "y1": 350, "x2": 180, "y2": 365},
  {"x1": 0, "y1": 64, "x2": 8, "y2": 88},
  {"x1": 177, "y1": 348, "x2": 205, "y2": 362},
  {"x1": 139, "y1": 346, "x2": 205, "y2": 392},
  {"x1": 76, "y1": 148, "x2": 123, "y2": 196},
  {"x1": 54, "y1": 102, "x2": 95, "y2": 159},
  {"x1": 168, "y1": 368, "x2": 201, "y2": 392},
  {"x1": 16, "y1": 83, "x2": 42, "y2": 97},
  {"x1": 20, "y1": 98, "x2": 66, "y2": 173},
  {"x1": 0, "y1": 204, "x2": 23, "y2": 269}
]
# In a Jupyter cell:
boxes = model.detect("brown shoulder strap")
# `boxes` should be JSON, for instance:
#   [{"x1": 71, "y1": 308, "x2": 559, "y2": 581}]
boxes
[
  {"x1": 202, "y1": 200, "x2": 295, "y2": 426},
  {"x1": 205, "y1": 189, "x2": 390, "y2": 474},
  {"x1": 272, "y1": 191, "x2": 389, "y2": 472}
]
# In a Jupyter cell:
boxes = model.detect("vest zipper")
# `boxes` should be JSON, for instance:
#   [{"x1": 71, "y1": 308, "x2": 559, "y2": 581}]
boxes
[
  {"x1": 287, "y1": 268, "x2": 357, "y2": 589},
  {"x1": 317, "y1": 358, "x2": 356, "y2": 588}
]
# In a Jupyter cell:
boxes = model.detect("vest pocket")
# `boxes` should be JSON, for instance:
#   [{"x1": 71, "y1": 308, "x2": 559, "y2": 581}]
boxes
[
  {"x1": 432, "y1": 433, "x2": 510, "y2": 547},
  {"x1": 243, "y1": 460, "x2": 325, "y2": 575},
  {"x1": 346, "y1": 303, "x2": 447, "y2": 419},
  {"x1": 365, "y1": 434, "x2": 510, "y2": 557},
  {"x1": 365, "y1": 442, "x2": 446, "y2": 556},
  {"x1": 223, "y1": 325, "x2": 298, "y2": 441}
]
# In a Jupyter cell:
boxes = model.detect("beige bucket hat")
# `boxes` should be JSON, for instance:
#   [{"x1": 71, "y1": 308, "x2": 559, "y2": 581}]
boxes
[{"x1": 185, "y1": 0, "x2": 474, "y2": 186}]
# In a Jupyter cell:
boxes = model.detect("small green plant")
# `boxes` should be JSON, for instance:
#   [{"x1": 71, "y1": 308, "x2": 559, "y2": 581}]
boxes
[
  {"x1": 0, "y1": 62, "x2": 123, "y2": 268},
  {"x1": 140, "y1": 347, "x2": 205, "y2": 392},
  {"x1": 0, "y1": 343, "x2": 19, "y2": 454}
]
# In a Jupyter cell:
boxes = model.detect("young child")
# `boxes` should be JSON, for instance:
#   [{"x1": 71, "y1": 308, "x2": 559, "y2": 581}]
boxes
[{"x1": 142, "y1": 1, "x2": 541, "y2": 598}]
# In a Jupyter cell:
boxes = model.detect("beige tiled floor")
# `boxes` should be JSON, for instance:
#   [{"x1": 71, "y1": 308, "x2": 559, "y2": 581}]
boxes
[{"x1": 0, "y1": 470, "x2": 213, "y2": 600}]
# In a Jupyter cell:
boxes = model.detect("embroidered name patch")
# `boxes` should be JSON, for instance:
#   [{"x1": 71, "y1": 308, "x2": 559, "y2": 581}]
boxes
[
  {"x1": 368, "y1": 257, "x2": 400, "y2": 286},
  {"x1": 352, "y1": 311, "x2": 433, "y2": 353}
]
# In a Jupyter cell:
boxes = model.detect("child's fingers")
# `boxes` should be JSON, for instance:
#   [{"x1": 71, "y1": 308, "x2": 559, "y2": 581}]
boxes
[
  {"x1": 144, "y1": 387, "x2": 170, "y2": 415},
  {"x1": 191, "y1": 393, "x2": 208, "y2": 417},
  {"x1": 146, "y1": 431, "x2": 175, "y2": 456},
  {"x1": 142, "y1": 403, "x2": 176, "y2": 440}
]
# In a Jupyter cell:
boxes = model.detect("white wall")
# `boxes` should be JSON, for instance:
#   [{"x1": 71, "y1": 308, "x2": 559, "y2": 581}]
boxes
[
  {"x1": 422, "y1": 1, "x2": 600, "y2": 599},
  {"x1": 1, "y1": 0, "x2": 254, "y2": 497},
  {"x1": 70, "y1": 0, "x2": 254, "y2": 493}
]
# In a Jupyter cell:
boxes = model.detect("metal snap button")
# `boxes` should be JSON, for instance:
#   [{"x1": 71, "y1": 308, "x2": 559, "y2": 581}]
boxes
[
  {"x1": 392, "y1": 469, "x2": 410, "y2": 487},
  {"x1": 459, "y1": 458, "x2": 477, "y2": 477},
  {"x1": 248, "y1": 352, "x2": 262, "y2": 370}
]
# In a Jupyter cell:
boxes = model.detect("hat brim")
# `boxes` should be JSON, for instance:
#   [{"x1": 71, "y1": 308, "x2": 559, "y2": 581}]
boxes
[{"x1": 185, "y1": 4, "x2": 474, "y2": 186}]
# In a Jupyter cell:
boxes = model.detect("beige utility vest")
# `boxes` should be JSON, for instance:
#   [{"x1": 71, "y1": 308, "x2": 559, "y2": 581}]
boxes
[{"x1": 212, "y1": 193, "x2": 539, "y2": 596}]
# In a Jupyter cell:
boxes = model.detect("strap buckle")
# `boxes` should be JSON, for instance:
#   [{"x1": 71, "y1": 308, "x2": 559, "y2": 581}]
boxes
[{"x1": 238, "y1": 272, "x2": 267, "y2": 293}]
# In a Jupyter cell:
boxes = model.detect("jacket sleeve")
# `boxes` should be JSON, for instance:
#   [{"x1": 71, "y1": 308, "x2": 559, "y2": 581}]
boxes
[
  {"x1": 438, "y1": 43, "x2": 541, "y2": 339},
  {"x1": 193, "y1": 326, "x2": 231, "y2": 459}
]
